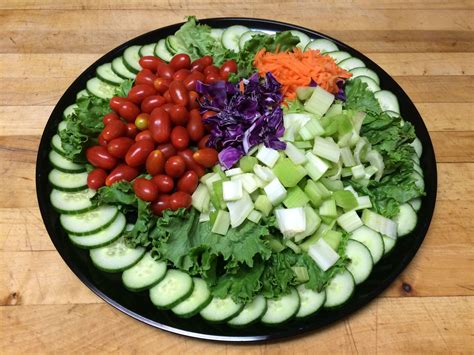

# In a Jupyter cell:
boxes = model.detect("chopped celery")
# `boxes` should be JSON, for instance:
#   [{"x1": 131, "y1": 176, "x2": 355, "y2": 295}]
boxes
[
  {"x1": 304, "y1": 152, "x2": 329, "y2": 181},
  {"x1": 264, "y1": 178, "x2": 287, "y2": 206},
  {"x1": 247, "y1": 210, "x2": 262, "y2": 223},
  {"x1": 253, "y1": 164, "x2": 275, "y2": 182},
  {"x1": 212, "y1": 165, "x2": 226, "y2": 179},
  {"x1": 256, "y1": 145, "x2": 280, "y2": 168},
  {"x1": 333, "y1": 190, "x2": 358, "y2": 210},
  {"x1": 308, "y1": 238, "x2": 340, "y2": 271},
  {"x1": 275, "y1": 207, "x2": 306, "y2": 237},
  {"x1": 365, "y1": 165, "x2": 378, "y2": 179},
  {"x1": 283, "y1": 186, "x2": 310, "y2": 208},
  {"x1": 320, "y1": 215, "x2": 336, "y2": 225},
  {"x1": 285, "y1": 239, "x2": 301, "y2": 254},
  {"x1": 323, "y1": 230, "x2": 342, "y2": 251},
  {"x1": 320, "y1": 177, "x2": 344, "y2": 191},
  {"x1": 211, "y1": 180, "x2": 226, "y2": 210},
  {"x1": 283, "y1": 113, "x2": 312, "y2": 141},
  {"x1": 361, "y1": 209, "x2": 397, "y2": 239},
  {"x1": 304, "y1": 180, "x2": 323, "y2": 207},
  {"x1": 319, "y1": 199, "x2": 337, "y2": 218},
  {"x1": 254, "y1": 195, "x2": 273, "y2": 216},
  {"x1": 284, "y1": 142, "x2": 307, "y2": 165},
  {"x1": 273, "y1": 158, "x2": 307, "y2": 187},
  {"x1": 209, "y1": 210, "x2": 218, "y2": 225},
  {"x1": 291, "y1": 266, "x2": 309, "y2": 283},
  {"x1": 355, "y1": 196, "x2": 372, "y2": 210},
  {"x1": 236, "y1": 173, "x2": 259, "y2": 194},
  {"x1": 340, "y1": 146, "x2": 356, "y2": 167},
  {"x1": 225, "y1": 167, "x2": 243, "y2": 177},
  {"x1": 304, "y1": 86, "x2": 335, "y2": 117},
  {"x1": 337, "y1": 113, "x2": 353, "y2": 137},
  {"x1": 211, "y1": 210, "x2": 230, "y2": 235},
  {"x1": 351, "y1": 111, "x2": 366, "y2": 135},
  {"x1": 199, "y1": 211, "x2": 210, "y2": 223},
  {"x1": 351, "y1": 164, "x2": 366, "y2": 180},
  {"x1": 337, "y1": 210, "x2": 363, "y2": 232},
  {"x1": 365, "y1": 150, "x2": 384, "y2": 181},
  {"x1": 294, "y1": 205, "x2": 321, "y2": 242},
  {"x1": 226, "y1": 192, "x2": 254, "y2": 228},
  {"x1": 299, "y1": 118, "x2": 325, "y2": 140},
  {"x1": 239, "y1": 156, "x2": 258, "y2": 173},
  {"x1": 222, "y1": 180, "x2": 243, "y2": 202},
  {"x1": 293, "y1": 141, "x2": 313, "y2": 149},
  {"x1": 191, "y1": 183, "x2": 211, "y2": 212},
  {"x1": 204, "y1": 173, "x2": 222, "y2": 192},
  {"x1": 313, "y1": 137, "x2": 341, "y2": 163},
  {"x1": 267, "y1": 238, "x2": 286, "y2": 252},
  {"x1": 341, "y1": 167, "x2": 352, "y2": 177},
  {"x1": 296, "y1": 86, "x2": 315, "y2": 101},
  {"x1": 354, "y1": 138, "x2": 369, "y2": 165},
  {"x1": 324, "y1": 103, "x2": 342, "y2": 118},
  {"x1": 200, "y1": 172, "x2": 216, "y2": 184}
]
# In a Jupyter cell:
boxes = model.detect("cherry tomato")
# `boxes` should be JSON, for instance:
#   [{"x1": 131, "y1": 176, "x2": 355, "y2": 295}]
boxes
[
  {"x1": 163, "y1": 90, "x2": 173, "y2": 103},
  {"x1": 170, "y1": 126, "x2": 190, "y2": 150},
  {"x1": 177, "y1": 149, "x2": 206, "y2": 177},
  {"x1": 127, "y1": 84, "x2": 156, "y2": 105},
  {"x1": 187, "y1": 109, "x2": 205, "y2": 142},
  {"x1": 126, "y1": 123, "x2": 138, "y2": 139},
  {"x1": 110, "y1": 96, "x2": 125, "y2": 113},
  {"x1": 170, "y1": 53, "x2": 191, "y2": 71},
  {"x1": 86, "y1": 145, "x2": 117, "y2": 170},
  {"x1": 169, "y1": 105, "x2": 189, "y2": 126},
  {"x1": 219, "y1": 59, "x2": 238, "y2": 80},
  {"x1": 135, "y1": 129, "x2": 153, "y2": 142},
  {"x1": 146, "y1": 150, "x2": 165, "y2": 176},
  {"x1": 183, "y1": 71, "x2": 205, "y2": 91},
  {"x1": 125, "y1": 139, "x2": 155, "y2": 167},
  {"x1": 107, "y1": 137, "x2": 134, "y2": 158},
  {"x1": 188, "y1": 91, "x2": 200, "y2": 110},
  {"x1": 103, "y1": 112, "x2": 119, "y2": 126},
  {"x1": 149, "y1": 108, "x2": 171, "y2": 143},
  {"x1": 156, "y1": 143, "x2": 177, "y2": 160},
  {"x1": 141, "y1": 95, "x2": 166, "y2": 114},
  {"x1": 205, "y1": 73, "x2": 222, "y2": 84},
  {"x1": 119, "y1": 101, "x2": 140, "y2": 122},
  {"x1": 173, "y1": 69, "x2": 191, "y2": 81},
  {"x1": 133, "y1": 178, "x2": 159, "y2": 202},
  {"x1": 157, "y1": 63, "x2": 175, "y2": 80},
  {"x1": 198, "y1": 134, "x2": 210, "y2": 149},
  {"x1": 135, "y1": 112, "x2": 149, "y2": 131},
  {"x1": 190, "y1": 58, "x2": 206, "y2": 73},
  {"x1": 201, "y1": 55, "x2": 213, "y2": 66},
  {"x1": 105, "y1": 164, "x2": 139, "y2": 186},
  {"x1": 165, "y1": 155, "x2": 186, "y2": 178},
  {"x1": 102, "y1": 120, "x2": 126, "y2": 141},
  {"x1": 177, "y1": 170, "x2": 198, "y2": 194},
  {"x1": 202, "y1": 110, "x2": 217, "y2": 120},
  {"x1": 168, "y1": 81, "x2": 189, "y2": 107},
  {"x1": 98, "y1": 133, "x2": 108, "y2": 146},
  {"x1": 170, "y1": 191, "x2": 192, "y2": 210},
  {"x1": 87, "y1": 168, "x2": 107, "y2": 190},
  {"x1": 151, "y1": 174, "x2": 174, "y2": 193},
  {"x1": 139, "y1": 56, "x2": 163, "y2": 72},
  {"x1": 151, "y1": 194, "x2": 171, "y2": 215},
  {"x1": 203, "y1": 65, "x2": 220, "y2": 76},
  {"x1": 135, "y1": 69, "x2": 156, "y2": 86},
  {"x1": 153, "y1": 77, "x2": 170, "y2": 94},
  {"x1": 193, "y1": 148, "x2": 219, "y2": 168}
]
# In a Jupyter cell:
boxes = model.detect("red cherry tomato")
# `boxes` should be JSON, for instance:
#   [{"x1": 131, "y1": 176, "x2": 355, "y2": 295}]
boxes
[
  {"x1": 102, "y1": 120, "x2": 126, "y2": 141},
  {"x1": 126, "y1": 123, "x2": 138, "y2": 139},
  {"x1": 127, "y1": 84, "x2": 156, "y2": 104},
  {"x1": 105, "y1": 164, "x2": 139, "y2": 186},
  {"x1": 87, "y1": 168, "x2": 107, "y2": 190},
  {"x1": 205, "y1": 73, "x2": 222, "y2": 84},
  {"x1": 151, "y1": 174, "x2": 174, "y2": 193},
  {"x1": 107, "y1": 137, "x2": 134, "y2": 158},
  {"x1": 141, "y1": 95, "x2": 166, "y2": 114},
  {"x1": 157, "y1": 63, "x2": 175, "y2": 80},
  {"x1": 146, "y1": 150, "x2": 165, "y2": 176},
  {"x1": 170, "y1": 126, "x2": 190, "y2": 150},
  {"x1": 161, "y1": 102, "x2": 174, "y2": 113},
  {"x1": 198, "y1": 134, "x2": 210, "y2": 149},
  {"x1": 165, "y1": 155, "x2": 186, "y2": 178},
  {"x1": 169, "y1": 81, "x2": 189, "y2": 107},
  {"x1": 86, "y1": 146, "x2": 117, "y2": 170},
  {"x1": 190, "y1": 58, "x2": 206, "y2": 73},
  {"x1": 135, "y1": 129, "x2": 153, "y2": 142},
  {"x1": 183, "y1": 71, "x2": 205, "y2": 91},
  {"x1": 149, "y1": 108, "x2": 171, "y2": 143},
  {"x1": 156, "y1": 143, "x2": 177, "y2": 160},
  {"x1": 134, "y1": 112, "x2": 149, "y2": 131},
  {"x1": 133, "y1": 178, "x2": 159, "y2": 202},
  {"x1": 188, "y1": 91, "x2": 200, "y2": 110},
  {"x1": 173, "y1": 69, "x2": 191, "y2": 81},
  {"x1": 170, "y1": 53, "x2": 191, "y2": 71},
  {"x1": 187, "y1": 109, "x2": 205, "y2": 142},
  {"x1": 153, "y1": 77, "x2": 170, "y2": 94},
  {"x1": 110, "y1": 96, "x2": 125, "y2": 113},
  {"x1": 169, "y1": 105, "x2": 189, "y2": 126},
  {"x1": 103, "y1": 112, "x2": 119, "y2": 126},
  {"x1": 170, "y1": 191, "x2": 192, "y2": 210},
  {"x1": 202, "y1": 110, "x2": 217, "y2": 120},
  {"x1": 201, "y1": 55, "x2": 213, "y2": 66},
  {"x1": 125, "y1": 139, "x2": 155, "y2": 167},
  {"x1": 98, "y1": 133, "x2": 108, "y2": 146},
  {"x1": 139, "y1": 56, "x2": 163, "y2": 72},
  {"x1": 151, "y1": 194, "x2": 171, "y2": 215},
  {"x1": 135, "y1": 69, "x2": 156, "y2": 86},
  {"x1": 119, "y1": 101, "x2": 140, "y2": 122},
  {"x1": 177, "y1": 170, "x2": 198, "y2": 194},
  {"x1": 163, "y1": 90, "x2": 173, "y2": 103},
  {"x1": 203, "y1": 65, "x2": 220, "y2": 76},
  {"x1": 177, "y1": 149, "x2": 206, "y2": 177},
  {"x1": 193, "y1": 148, "x2": 219, "y2": 168},
  {"x1": 219, "y1": 59, "x2": 238, "y2": 80}
]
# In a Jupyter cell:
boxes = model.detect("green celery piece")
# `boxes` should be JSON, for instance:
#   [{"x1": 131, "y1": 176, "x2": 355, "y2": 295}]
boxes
[
  {"x1": 285, "y1": 239, "x2": 301, "y2": 254},
  {"x1": 324, "y1": 103, "x2": 342, "y2": 118},
  {"x1": 319, "y1": 199, "x2": 337, "y2": 218},
  {"x1": 291, "y1": 266, "x2": 309, "y2": 283},
  {"x1": 304, "y1": 180, "x2": 323, "y2": 207},
  {"x1": 333, "y1": 190, "x2": 358, "y2": 210},
  {"x1": 320, "y1": 215, "x2": 336, "y2": 225},
  {"x1": 211, "y1": 210, "x2": 230, "y2": 235},
  {"x1": 212, "y1": 180, "x2": 226, "y2": 210},
  {"x1": 209, "y1": 210, "x2": 219, "y2": 225},
  {"x1": 267, "y1": 238, "x2": 286, "y2": 252},
  {"x1": 273, "y1": 157, "x2": 307, "y2": 187},
  {"x1": 213, "y1": 165, "x2": 226, "y2": 179},
  {"x1": 254, "y1": 195, "x2": 273, "y2": 216},
  {"x1": 283, "y1": 186, "x2": 310, "y2": 208},
  {"x1": 293, "y1": 141, "x2": 313, "y2": 149},
  {"x1": 323, "y1": 230, "x2": 342, "y2": 251},
  {"x1": 321, "y1": 178, "x2": 344, "y2": 191},
  {"x1": 239, "y1": 156, "x2": 258, "y2": 173}
]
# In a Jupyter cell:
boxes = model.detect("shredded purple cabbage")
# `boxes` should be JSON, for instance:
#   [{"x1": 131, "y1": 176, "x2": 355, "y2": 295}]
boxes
[
  {"x1": 197, "y1": 73, "x2": 286, "y2": 169},
  {"x1": 335, "y1": 79, "x2": 346, "y2": 101}
]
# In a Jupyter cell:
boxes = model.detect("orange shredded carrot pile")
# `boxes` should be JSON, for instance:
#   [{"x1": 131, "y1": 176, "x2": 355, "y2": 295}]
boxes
[{"x1": 253, "y1": 48, "x2": 352, "y2": 100}]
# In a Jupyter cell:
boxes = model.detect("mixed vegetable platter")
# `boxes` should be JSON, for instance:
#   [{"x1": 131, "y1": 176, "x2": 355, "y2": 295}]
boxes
[{"x1": 47, "y1": 17, "x2": 426, "y2": 327}]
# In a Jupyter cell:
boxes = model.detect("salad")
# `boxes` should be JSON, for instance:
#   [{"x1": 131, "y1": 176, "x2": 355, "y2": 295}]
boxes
[{"x1": 47, "y1": 17, "x2": 425, "y2": 326}]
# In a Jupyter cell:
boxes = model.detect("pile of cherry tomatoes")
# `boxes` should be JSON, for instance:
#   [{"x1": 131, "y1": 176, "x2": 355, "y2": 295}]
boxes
[{"x1": 86, "y1": 53, "x2": 236, "y2": 215}]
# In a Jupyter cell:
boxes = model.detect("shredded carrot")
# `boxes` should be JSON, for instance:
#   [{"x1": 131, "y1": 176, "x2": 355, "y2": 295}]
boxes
[
  {"x1": 239, "y1": 80, "x2": 245, "y2": 93},
  {"x1": 253, "y1": 48, "x2": 352, "y2": 100}
]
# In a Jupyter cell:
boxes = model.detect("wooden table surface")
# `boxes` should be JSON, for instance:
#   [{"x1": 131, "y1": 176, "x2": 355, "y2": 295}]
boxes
[{"x1": 1, "y1": 0, "x2": 473, "y2": 353}]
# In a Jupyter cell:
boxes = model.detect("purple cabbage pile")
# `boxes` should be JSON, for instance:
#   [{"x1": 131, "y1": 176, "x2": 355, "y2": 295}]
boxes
[{"x1": 196, "y1": 73, "x2": 286, "y2": 169}]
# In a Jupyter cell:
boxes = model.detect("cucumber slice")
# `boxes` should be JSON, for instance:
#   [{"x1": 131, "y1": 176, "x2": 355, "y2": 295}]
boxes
[
  {"x1": 86, "y1": 77, "x2": 116, "y2": 100},
  {"x1": 48, "y1": 169, "x2": 88, "y2": 192},
  {"x1": 50, "y1": 188, "x2": 95, "y2": 214},
  {"x1": 200, "y1": 296, "x2": 244, "y2": 323},
  {"x1": 345, "y1": 240, "x2": 374, "y2": 285},
  {"x1": 96, "y1": 63, "x2": 125, "y2": 86},
  {"x1": 58, "y1": 121, "x2": 68, "y2": 132},
  {"x1": 295, "y1": 284, "x2": 326, "y2": 318},
  {"x1": 222, "y1": 25, "x2": 249, "y2": 52},
  {"x1": 122, "y1": 252, "x2": 167, "y2": 291},
  {"x1": 239, "y1": 30, "x2": 266, "y2": 50},
  {"x1": 154, "y1": 39, "x2": 173, "y2": 62},
  {"x1": 412, "y1": 170, "x2": 425, "y2": 191},
  {"x1": 383, "y1": 235, "x2": 397, "y2": 255},
  {"x1": 49, "y1": 150, "x2": 85, "y2": 173},
  {"x1": 165, "y1": 35, "x2": 188, "y2": 55},
  {"x1": 51, "y1": 134, "x2": 66, "y2": 156},
  {"x1": 139, "y1": 43, "x2": 156, "y2": 57},
  {"x1": 355, "y1": 76, "x2": 380, "y2": 92},
  {"x1": 324, "y1": 269, "x2": 355, "y2": 308},
  {"x1": 374, "y1": 90, "x2": 400, "y2": 114},
  {"x1": 90, "y1": 236, "x2": 145, "y2": 272},
  {"x1": 228, "y1": 295, "x2": 267, "y2": 327},
  {"x1": 409, "y1": 197, "x2": 422, "y2": 212},
  {"x1": 326, "y1": 51, "x2": 351, "y2": 64},
  {"x1": 123, "y1": 45, "x2": 142, "y2": 73},
  {"x1": 290, "y1": 30, "x2": 311, "y2": 50},
  {"x1": 305, "y1": 39, "x2": 339, "y2": 53},
  {"x1": 394, "y1": 203, "x2": 417, "y2": 237},
  {"x1": 350, "y1": 67, "x2": 380, "y2": 85},
  {"x1": 111, "y1": 56, "x2": 136, "y2": 80},
  {"x1": 210, "y1": 28, "x2": 224, "y2": 42},
  {"x1": 60, "y1": 205, "x2": 118, "y2": 236},
  {"x1": 349, "y1": 225, "x2": 384, "y2": 264},
  {"x1": 76, "y1": 89, "x2": 89, "y2": 100},
  {"x1": 172, "y1": 278, "x2": 212, "y2": 318},
  {"x1": 149, "y1": 270, "x2": 194, "y2": 309},
  {"x1": 69, "y1": 212, "x2": 126, "y2": 249},
  {"x1": 261, "y1": 287, "x2": 300, "y2": 325},
  {"x1": 413, "y1": 162, "x2": 423, "y2": 177},
  {"x1": 411, "y1": 137, "x2": 423, "y2": 158},
  {"x1": 338, "y1": 57, "x2": 366, "y2": 71},
  {"x1": 63, "y1": 104, "x2": 77, "y2": 119}
]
